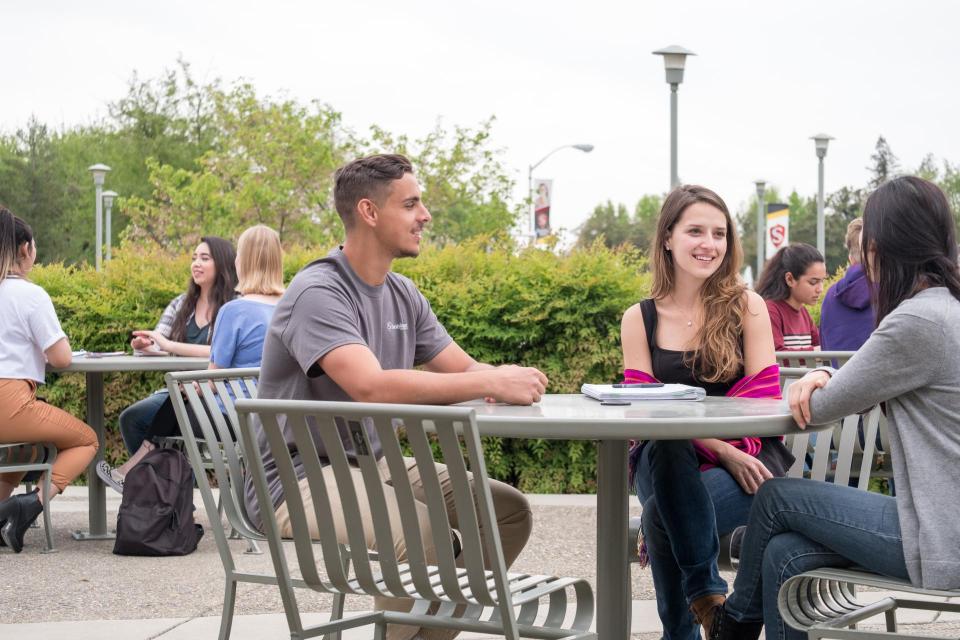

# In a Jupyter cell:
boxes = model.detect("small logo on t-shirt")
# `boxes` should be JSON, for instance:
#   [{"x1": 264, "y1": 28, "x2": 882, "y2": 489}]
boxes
[{"x1": 387, "y1": 321, "x2": 408, "y2": 331}]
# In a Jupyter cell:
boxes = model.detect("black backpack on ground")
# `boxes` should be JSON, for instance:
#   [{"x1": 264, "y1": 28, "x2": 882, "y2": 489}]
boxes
[{"x1": 113, "y1": 447, "x2": 204, "y2": 556}]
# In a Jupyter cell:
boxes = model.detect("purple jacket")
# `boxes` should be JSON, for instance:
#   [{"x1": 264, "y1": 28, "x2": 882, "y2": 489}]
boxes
[{"x1": 819, "y1": 263, "x2": 876, "y2": 350}]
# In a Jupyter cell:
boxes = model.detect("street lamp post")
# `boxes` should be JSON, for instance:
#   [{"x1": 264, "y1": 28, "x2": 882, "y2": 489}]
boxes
[
  {"x1": 527, "y1": 144, "x2": 594, "y2": 240},
  {"x1": 102, "y1": 190, "x2": 118, "y2": 262},
  {"x1": 653, "y1": 45, "x2": 696, "y2": 190},
  {"x1": 754, "y1": 180, "x2": 766, "y2": 277},
  {"x1": 88, "y1": 163, "x2": 111, "y2": 271},
  {"x1": 811, "y1": 134, "x2": 833, "y2": 258}
]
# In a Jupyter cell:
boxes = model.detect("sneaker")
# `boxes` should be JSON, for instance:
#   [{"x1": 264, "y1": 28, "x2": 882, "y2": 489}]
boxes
[{"x1": 95, "y1": 460, "x2": 124, "y2": 494}]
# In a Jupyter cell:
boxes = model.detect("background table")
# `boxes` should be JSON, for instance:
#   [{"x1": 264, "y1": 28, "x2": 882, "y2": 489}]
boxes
[
  {"x1": 52, "y1": 355, "x2": 208, "y2": 539},
  {"x1": 465, "y1": 394, "x2": 815, "y2": 640}
]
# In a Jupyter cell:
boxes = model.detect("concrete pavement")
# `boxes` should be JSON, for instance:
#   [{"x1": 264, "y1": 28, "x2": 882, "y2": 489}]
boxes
[{"x1": 1, "y1": 489, "x2": 958, "y2": 639}]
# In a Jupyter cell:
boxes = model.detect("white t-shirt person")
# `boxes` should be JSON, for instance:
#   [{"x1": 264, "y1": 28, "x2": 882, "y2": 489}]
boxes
[{"x1": 0, "y1": 276, "x2": 67, "y2": 383}]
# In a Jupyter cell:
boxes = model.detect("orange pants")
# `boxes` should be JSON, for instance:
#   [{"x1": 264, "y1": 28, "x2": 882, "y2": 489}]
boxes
[{"x1": 0, "y1": 379, "x2": 98, "y2": 493}]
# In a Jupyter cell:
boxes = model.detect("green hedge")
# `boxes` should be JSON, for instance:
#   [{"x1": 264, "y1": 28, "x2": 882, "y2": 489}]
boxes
[{"x1": 32, "y1": 240, "x2": 650, "y2": 493}]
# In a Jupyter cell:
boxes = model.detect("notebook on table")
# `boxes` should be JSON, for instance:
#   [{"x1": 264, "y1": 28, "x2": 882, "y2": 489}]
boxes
[{"x1": 581, "y1": 383, "x2": 706, "y2": 402}]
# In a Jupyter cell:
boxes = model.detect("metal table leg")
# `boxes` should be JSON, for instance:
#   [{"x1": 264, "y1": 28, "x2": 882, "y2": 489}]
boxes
[
  {"x1": 72, "y1": 371, "x2": 114, "y2": 540},
  {"x1": 596, "y1": 439, "x2": 630, "y2": 639}
]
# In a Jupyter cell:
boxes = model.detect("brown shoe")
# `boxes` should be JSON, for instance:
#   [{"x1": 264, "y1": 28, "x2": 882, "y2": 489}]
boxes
[{"x1": 690, "y1": 593, "x2": 725, "y2": 636}]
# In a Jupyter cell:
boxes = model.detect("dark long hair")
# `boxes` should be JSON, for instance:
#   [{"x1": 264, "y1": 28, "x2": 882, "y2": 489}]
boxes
[
  {"x1": 861, "y1": 176, "x2": 960, "y2": 323},
  {"x1": 649, "y1": 185, "x2": 746, "y2": 383},
  {"x1": 169, "y1": 236, "x2": 238, "y2": 343},
  {"x1": 0, "y1": 206, "x2": 34, "y2": 281},
  {"x1": 756, "y1": 243, "x2": 824, "y2": 301}
]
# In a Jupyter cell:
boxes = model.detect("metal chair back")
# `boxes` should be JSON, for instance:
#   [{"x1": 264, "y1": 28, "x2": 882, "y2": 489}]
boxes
[
  {"x1": 165, "y1": 368, "x2": 346, "y2": 640},
  {"x1": 237, "y1": 398, "x2": 595, "y2": 640}
]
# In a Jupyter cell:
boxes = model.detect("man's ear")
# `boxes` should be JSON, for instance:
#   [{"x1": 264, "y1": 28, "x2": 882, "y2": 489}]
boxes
[{"x1": 355, "y1": 198, "x2": 378, "y2": 228}]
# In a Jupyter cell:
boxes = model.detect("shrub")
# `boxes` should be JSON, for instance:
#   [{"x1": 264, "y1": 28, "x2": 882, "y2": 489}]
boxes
[{"x1": 31, "y1": 241, "x2": 650, "y2": 492}]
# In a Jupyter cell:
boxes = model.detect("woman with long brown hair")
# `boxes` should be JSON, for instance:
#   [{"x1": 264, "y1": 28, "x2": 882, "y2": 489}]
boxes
[
  {"x1": 621, "y1": 185, "x2": 785, "y2": 639},
  {"x1": 115, "y1": 237, "x2": 237, "y2": 456}
]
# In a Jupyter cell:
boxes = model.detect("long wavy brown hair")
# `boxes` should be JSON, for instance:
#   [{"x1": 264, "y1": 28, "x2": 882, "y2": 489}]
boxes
[{"x1": 649, "y1": 185, "x2": 746, "y2": 383}]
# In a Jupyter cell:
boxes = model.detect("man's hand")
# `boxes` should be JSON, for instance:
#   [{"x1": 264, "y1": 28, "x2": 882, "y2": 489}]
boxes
[
  {"x1": 717, "y1": 446, "x2": 773, "y2": 495},
  {"x1": 487, "y1": 365, "x2": 548, "y2": 405},
  {"x1": 788, "y1": 370, "x2": 831, "y2": 428}
]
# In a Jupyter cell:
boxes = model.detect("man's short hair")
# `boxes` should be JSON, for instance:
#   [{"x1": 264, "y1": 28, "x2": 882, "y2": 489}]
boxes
[
  {"x1": 845, "y1": 218, "x2": 864, "y2": 255},
  {"x1": 333, "y1": 154, "x2": 414, "y2": 229}
]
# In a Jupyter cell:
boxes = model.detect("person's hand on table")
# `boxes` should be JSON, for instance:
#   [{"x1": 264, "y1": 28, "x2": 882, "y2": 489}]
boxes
[
  {"x1": 130, "y1": 333, "x2": 155, "y2": 350},
  {"x1": 788, "y1": 370, "x2": 831, "y2": 429},
  {"x1": 487, "y1": 365, "x2": 548, "y2": 405},
  {"x1": 132, "y1": 330, "x2": 173, "y2": 354},
  {"x1": 718, "y1": 445, "x2": 773, "y2": 495}
]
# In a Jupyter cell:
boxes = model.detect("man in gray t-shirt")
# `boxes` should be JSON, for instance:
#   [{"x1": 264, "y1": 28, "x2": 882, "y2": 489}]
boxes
[{"x1": 244, "y1": 154, "x2": 548, "y2": 640}]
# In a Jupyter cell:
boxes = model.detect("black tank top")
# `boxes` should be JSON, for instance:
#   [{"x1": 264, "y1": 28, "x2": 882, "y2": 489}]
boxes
[{"x1": 639, "y1": 299, "x2": 740, "y2": 396}]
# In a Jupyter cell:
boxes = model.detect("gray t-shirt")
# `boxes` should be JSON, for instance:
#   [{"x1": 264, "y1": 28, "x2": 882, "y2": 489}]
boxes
[{"x1": 244, "y1": 248, "x2": 452, "y2": 529}]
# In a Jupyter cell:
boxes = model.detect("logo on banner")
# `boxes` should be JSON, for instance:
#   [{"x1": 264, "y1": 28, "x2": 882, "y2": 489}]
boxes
[{"x1": 765, "y1": 204, "x2": 790, "y2": 260}]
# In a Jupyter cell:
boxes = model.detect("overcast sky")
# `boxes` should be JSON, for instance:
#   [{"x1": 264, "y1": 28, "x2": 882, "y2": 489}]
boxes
[{"x1": 4, "y1": 1, "x2": 958, "y2": 245}]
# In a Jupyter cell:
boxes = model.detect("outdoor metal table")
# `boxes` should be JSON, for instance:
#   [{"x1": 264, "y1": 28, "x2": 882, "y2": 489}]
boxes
[
  {"x1": 465, "y1": 393, "x2": 812, "y2": 640},
  {"x1": 51, "y1": 355, "x2": 208, "y2": 539}
]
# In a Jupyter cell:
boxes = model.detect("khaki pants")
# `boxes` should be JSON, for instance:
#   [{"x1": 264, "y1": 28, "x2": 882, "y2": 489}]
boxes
[
  {"x1": 0, "y1": 379, "x2": 98, "y2": 493},
  {"x1": 275, "y1": 456, "x2": 533, "y2": 640}
]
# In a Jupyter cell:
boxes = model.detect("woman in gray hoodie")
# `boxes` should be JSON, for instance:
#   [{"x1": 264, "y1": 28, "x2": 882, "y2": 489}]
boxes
[{"x1": 705, "y1": 176, "x2": 960, "y2": 640}]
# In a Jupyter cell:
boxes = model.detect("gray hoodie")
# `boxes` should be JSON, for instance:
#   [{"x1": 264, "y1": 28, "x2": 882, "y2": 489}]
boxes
[{"x1": 810, "y1": 287, "x2": 960, "y2": 589}]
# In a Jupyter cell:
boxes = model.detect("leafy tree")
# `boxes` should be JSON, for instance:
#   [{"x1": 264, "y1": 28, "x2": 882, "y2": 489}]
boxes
[
  {"x1": 867, "y1": 135, "x2": 900, "y2": 189},
  {"x1": 122, "y1": 83, "x2": 351, "y2": 250},
  {"x1": 575, "y1": 194, "x2": 662, "y2": 251},
  {"x1": 366, "y1": 117, "x2": 521, "y2": 245}
]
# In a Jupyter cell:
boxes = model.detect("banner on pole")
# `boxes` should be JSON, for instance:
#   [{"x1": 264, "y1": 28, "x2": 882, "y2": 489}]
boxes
[
  {"x1": 533, "y1": 178, "x2": 553, "y2": 240},
  {"x1": 765, "y1": 203, "x2": 790, "y2": 258}
]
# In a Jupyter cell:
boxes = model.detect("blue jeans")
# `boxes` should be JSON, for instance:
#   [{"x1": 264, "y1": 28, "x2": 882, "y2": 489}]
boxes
[
  {"x1": 118, "y1": 391, "x2": 169, "y2": 454},
  {"x1": 633, "y1": 440, "x2": 754, "y2": 640},
  {"x1": 724, "y1": 477, "x2": 908, "y2": 640}
]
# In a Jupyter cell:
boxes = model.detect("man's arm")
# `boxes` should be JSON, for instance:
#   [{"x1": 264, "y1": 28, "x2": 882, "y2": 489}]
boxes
[
  {"x1": 319, "y1": 343, "x2": 546, "y2": 405},
  {"x1": 421, "y1": 341, "x2": 493, "y2": 374}
]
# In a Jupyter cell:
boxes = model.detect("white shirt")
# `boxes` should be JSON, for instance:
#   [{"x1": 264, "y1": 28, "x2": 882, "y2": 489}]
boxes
[{"x1": 0, "y1": 277, "x2": 66, "y2": 383}]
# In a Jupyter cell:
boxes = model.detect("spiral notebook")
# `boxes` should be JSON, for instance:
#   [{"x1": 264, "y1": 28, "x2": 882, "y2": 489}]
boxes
[{"x1": 580, "y1": 383, "x2": 706, "y2": 402}]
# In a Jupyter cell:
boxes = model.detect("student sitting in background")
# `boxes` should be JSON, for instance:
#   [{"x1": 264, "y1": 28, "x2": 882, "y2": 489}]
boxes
[
  {"x1": 114, "y1": 236, "x2": 238, "y2": 458},
  {"x1": 756, "y1": 243, "x2": 826, "y2": 364},
  {"x1": 0, "y1": 207, "x2": 98, "y2": 552},
  {"x1": 97, "y1": 226, "x2": 283, "y2": 491},
  {"x1": 820, "y1": 218, "x2": 875, "y2": 351}
]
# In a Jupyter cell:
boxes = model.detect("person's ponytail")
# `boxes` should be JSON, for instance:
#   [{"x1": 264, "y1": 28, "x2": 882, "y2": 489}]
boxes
[{"x1": 0, "y1": 206, "x2": 35, "y2": 281}]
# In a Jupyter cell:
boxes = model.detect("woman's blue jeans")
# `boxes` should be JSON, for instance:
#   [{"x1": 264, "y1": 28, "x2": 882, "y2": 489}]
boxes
[
  {"x1": 118, "y1": 391, "x2": 169, "y2": 454},
  {"x1": 724, "y1": 477, "x2": 908, "y2": 640},
  {"x1": 633, "y1": 440, "x2": 755, "y2": 640}
]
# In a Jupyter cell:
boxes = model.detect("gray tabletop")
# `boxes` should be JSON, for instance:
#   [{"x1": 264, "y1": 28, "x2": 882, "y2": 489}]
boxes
[
  {"x1": 464, "y1": 394, "x2": 798, "y2": 439},
  {"x1": 52, "y1": 354, "x2": 210, "y2": 373}
]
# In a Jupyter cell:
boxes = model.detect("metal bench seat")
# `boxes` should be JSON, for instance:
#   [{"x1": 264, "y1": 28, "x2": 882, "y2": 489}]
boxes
[
  {"x1": 0, "y1": 442, "x2": 56, "y2": 552},
  {"x1": 779, "y1": 568, "x2": 960, "y2": 639}
]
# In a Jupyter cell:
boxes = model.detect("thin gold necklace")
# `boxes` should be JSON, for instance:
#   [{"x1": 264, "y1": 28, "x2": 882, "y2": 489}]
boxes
[{"x1": 670, "y1": 294, "x2": 699, "y2": 328}]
